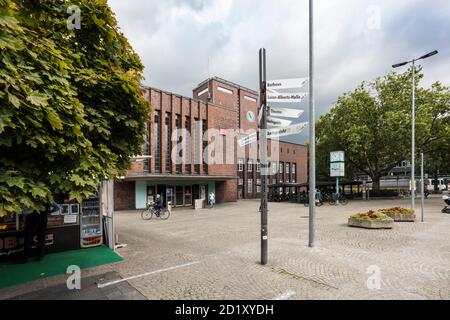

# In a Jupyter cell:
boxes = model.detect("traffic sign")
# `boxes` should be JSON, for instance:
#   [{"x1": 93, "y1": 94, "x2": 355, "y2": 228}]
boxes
[
  {"x1": 267, "y1": 92, "x2": 307, "y2": 103},
  {"x1": 266, "y1": 78, "x2": 308, "y2": 90},
  {"x1": 330, "y1": 162, "x2": 345, "y2": 177},
  {"x1": 267, "y1": 117, "x2": 292, "y2": 127},
  {"x1": 269, "y1": 107, "x2": 304, "y2": 118},
  {"x1": 266, "y1": 122, "x2": 308, "y2": 139}
]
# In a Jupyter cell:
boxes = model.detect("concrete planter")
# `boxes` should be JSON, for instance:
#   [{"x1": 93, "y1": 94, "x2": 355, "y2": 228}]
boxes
[
  {"x1": 384, "y1": 213, "x2": 415, "y2": 222},
  {"x1": 348, "y1": 217, "x2": 394, "y2": 229}
]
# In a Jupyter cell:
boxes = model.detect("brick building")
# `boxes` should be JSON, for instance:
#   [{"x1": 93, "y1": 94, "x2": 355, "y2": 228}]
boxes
[{"x1": 114, "y1": 77, "x2": 307, "y2": 210}]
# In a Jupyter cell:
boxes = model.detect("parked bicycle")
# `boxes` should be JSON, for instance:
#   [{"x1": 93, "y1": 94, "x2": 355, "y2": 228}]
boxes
[
  {"x1": 302, "y1": 193, "x2": 324, "y2": 207},
  {"x1": 329, "y1": 193, "x2": 348, "y2": 205},
  {"x1": 141, "y1": 203, "x2": 171, "y2": 220}
]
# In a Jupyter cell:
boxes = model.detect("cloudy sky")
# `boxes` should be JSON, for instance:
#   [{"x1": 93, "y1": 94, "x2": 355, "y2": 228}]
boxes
[{"x1": 109, "y1": 0, "x2": 450, "y2": 144}]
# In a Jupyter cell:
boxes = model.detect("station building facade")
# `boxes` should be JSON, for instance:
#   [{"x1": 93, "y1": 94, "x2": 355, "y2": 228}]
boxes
[{"x1": 114, "y1": 77, "x2": 307, "y2": 210}]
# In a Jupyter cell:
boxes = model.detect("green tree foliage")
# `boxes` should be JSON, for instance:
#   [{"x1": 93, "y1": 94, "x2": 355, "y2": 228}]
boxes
[
  {"x1": 0, "y1": 0, "x2": 150, "y2": 216},
  {"x1": 316, "y1": 67, "x2": 450, "y2": 192}
]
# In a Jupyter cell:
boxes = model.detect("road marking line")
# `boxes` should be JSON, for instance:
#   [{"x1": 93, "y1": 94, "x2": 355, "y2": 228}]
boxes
[
  {"x1": 97, "y1": 261, "x2": 201, "y2": 288},
  {"x1": 273, "y1": 290, "x2": 296, "y2": 300}
]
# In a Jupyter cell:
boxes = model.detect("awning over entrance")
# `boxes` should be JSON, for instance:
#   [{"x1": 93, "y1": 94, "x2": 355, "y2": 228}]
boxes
[
  {"x1": 297, "y1": 180, "x2": 362, "y2": 188},
  {"x1": 122, "y1": 174, "x2": 238, "y2": 182}
]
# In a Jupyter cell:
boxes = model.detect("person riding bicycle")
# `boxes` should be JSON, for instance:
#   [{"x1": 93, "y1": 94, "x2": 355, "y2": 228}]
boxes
[{"x1": 153, "y1": 194, "x2": 163, "y2": 214}]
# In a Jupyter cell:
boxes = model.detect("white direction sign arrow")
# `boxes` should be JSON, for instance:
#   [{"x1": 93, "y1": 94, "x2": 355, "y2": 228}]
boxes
[
  {"x1": 238, "y1": 132, "x2": 257, "y2": 147},
  {"x1": 267, "y1": 117, "x2": 292, "y2": 127},
  {"x1": 267, "y1": 122, "x2": 308, "y2": 139},
  {"x1": 266, "y1": 77, "x2": 308, "y2": 91},
  {"x1": 269, "y1": 107, "x2": 304, "y2": 118},
  {"x1": 267, "y1": 92, "x2": 307, "y2": 103}
]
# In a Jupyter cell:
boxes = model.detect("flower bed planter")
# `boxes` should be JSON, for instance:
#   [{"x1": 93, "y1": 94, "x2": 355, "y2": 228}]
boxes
[
  {"x1": 379, "y1": 207, "x2": 415, "y2": 222},
  {"x1": 383, "y1": 213, "x2": 415, "y2": 222},
  {"x1": 348, "y1": 217, "x2": 394, "y2": 229},
  {"x1": 348, "y1": 210, "x2": 393, "y2": 229}
]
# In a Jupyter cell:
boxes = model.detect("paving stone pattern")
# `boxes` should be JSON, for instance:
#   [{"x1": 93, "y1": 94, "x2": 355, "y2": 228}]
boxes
[{"x1": 1, "y1": 196, "x2": 449, "y2": 300}]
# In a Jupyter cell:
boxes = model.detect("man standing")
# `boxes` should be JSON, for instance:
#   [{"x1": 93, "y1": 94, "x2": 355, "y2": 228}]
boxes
[{"x1": 22, "y1": 202, "x2": 60, "y2": 262}]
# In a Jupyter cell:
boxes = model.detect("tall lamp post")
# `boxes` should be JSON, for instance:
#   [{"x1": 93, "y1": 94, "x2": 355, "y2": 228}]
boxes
[{"x1": 392, "y1": 50, "x2": 438, "y2": 211}]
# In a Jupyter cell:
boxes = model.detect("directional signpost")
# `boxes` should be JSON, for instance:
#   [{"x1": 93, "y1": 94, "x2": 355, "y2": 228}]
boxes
[
  {"x1": 254, "y1": 50, "x2": 309, "y2": 265},
  {"x1": 267, "y1": 117, "x2": 292, "y2": 127},
  {"x1": 267, "y1": 92, "x2": 307, "y2": 103},
  {"x1": 269, "y1": 108, "x2": 304, "y2": 118},
  {"x1": 238, "y1": 132, "x2": 257, "y2": 147},
  {"x1": 267, "y1": 122, "x2": 308, "y2": 139},
  {"x1": 266, "y1": 77, "x2": 308, "y2": 90}
]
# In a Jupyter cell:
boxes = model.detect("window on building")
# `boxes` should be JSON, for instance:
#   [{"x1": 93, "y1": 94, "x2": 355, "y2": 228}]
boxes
[
  {"x1": 247, "y1": 179, "x2": 253, "y2": 194},
  {"x1": 292, "y1": 163, "x2": 296, "y2": 174},
  {"x1": 165, "y1": 112, "x2": 171, "y2": 173},
  {"x1": 256, "y1": 185, "x2": 261, "y2": 193},
  {"x1": 238, "y1": 178, "x2": 243, "y2": 185},
  {"x1": 279, "y1": 162, "x2": 284, "y2": 174},
  {"x1": 247, "y1": 159, "x2": 253, "y2": 172},
  {"x1": 272, "y1": 178, "x2": 276, "y2": 185},
  {"x1": 194, "y1": 118, "x2": 200, "y2": 174},
  {"x1": 286, "y1": 162, "x2": 290, "y2": 174},
  {"x1": 202, "y1": 119, "x2": 208, "y2": 174},
  {"x1": 175, "y1": 114, "x2": 182, "y2": 174},
  {"x1": 238, "y1": 158, "x2": 244, "y2": 172},
  {"x1": 256, "y1": 161, "x2": 261, "y2": 172},
  {"x1": 256, "y1": 178, "x2": 261, "y2": 185},
  {"x1": 185, "y1": 116, "x2": 191, "y2": 174},
  {"x1": 153, "y1": 111, "x2": 161, "y2": 173},
  {"x1": 143, "y1": 122, "x2": 150, "y2": 172},
  {"x1": 272, "y1": 161, "x2": 277, "y2": 174}
]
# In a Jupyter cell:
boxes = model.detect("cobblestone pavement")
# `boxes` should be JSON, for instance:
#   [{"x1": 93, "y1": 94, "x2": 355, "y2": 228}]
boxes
[
  {"x1": 7, "y1": 272, "x2": 146, "y2": 300},
  {"x1": 1, "y1": 196, "x2": 449, "y2": 300}
]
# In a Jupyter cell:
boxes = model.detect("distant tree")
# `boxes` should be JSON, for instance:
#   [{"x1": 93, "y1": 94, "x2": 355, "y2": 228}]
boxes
[
  {"x1": 0, "y1": 0, "x2": 150, "y2": 216},
  {"x1": 316, "y1": 67, "x2": 449, "y2": 192}
]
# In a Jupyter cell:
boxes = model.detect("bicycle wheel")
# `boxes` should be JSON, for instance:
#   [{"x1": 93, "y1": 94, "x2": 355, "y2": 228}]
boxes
[
  {"x1": 340, "y1": 197, "x2": 348, "y2": 205},
  {"x1": 159, "y1": 209, "x2": 170, "y2": 220},
  {"x1": 141, "y1": 208, "x2": 153, "y2": 220}
]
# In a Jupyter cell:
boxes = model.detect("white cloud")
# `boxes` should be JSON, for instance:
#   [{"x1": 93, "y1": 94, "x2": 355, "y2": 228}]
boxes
[{"x1": 109, "y1": 0, "x2": 450, "y2": 143}]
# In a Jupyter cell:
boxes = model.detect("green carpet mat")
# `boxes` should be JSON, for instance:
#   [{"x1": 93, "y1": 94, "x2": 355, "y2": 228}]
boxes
[{"x1": 0, "y1": 245, "x2": 123, "y2": 289}]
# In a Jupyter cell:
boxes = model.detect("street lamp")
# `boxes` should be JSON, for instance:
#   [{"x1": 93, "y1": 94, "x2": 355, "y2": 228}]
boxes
[{"x1": 392, "y1": 50, "x2": 438, "y2": 211}]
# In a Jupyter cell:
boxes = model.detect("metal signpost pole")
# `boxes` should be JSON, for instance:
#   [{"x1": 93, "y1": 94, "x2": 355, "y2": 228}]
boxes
[
  {"x1": 259, "y1": 48, "x2": 268, "y2": 265},
  {"x1": 308, "y1": 0, "x2": 316, "y2": 248},
  {"x1": 411, "y1": 60, "x2": 415, "y2": 211},
  {"x1": 421, "y1": 153, "x2": 424, "y2": 222},
  {"x1": 336, "y1": 177, "x2": 339, "y2": 205}
]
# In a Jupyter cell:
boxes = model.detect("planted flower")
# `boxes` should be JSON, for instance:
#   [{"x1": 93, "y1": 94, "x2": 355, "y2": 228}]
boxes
[
  {"x1": 350, "y1": 210, "x2": 391, "y2": 221},
  {"x1": 379, "y1": 207, "x2": 414, "y2": 214},
  {"x1": 348, "y1": 210, "x2": 393, "y2": 229},
  {"x1": 378, "y1": 207, "x2": 415, "y2": 222}
]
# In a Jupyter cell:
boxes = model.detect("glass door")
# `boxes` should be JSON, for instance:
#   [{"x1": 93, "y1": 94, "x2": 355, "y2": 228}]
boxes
[
  {"x1": 166, "y1": 186, "x2": 174, "y2": 207},
  {"x1": 175, "y1": 185, "x2": 184, "y2": 206},
  {"x1": 184, "y1": 185, "x2": 192, "y2": 206}
]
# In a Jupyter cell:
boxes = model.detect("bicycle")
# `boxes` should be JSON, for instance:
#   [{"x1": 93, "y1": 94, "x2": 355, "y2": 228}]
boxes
[
  {"x1": 141, "y1": 205, "x2": 170, "y2": 220},
  {"x1": 329, "y1": 193, "x2": 348, "y2": 205},
  {"x1": 303, "y1": 194, "x2": 324, "y2": 207}
]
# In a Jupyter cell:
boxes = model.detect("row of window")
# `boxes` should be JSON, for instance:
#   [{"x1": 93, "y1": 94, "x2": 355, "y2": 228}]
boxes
[
  {"x1": 237, "y1": 159, "x2": 296, "y2": 175},
  {"x1": 145, "y1": 112, "x2": 206, "y2": 174}
]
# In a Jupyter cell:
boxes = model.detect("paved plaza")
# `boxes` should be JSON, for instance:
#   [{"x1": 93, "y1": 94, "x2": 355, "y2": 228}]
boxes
[{"x1": 1, "y1": 196, "x2": 449, "y2": 300}]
